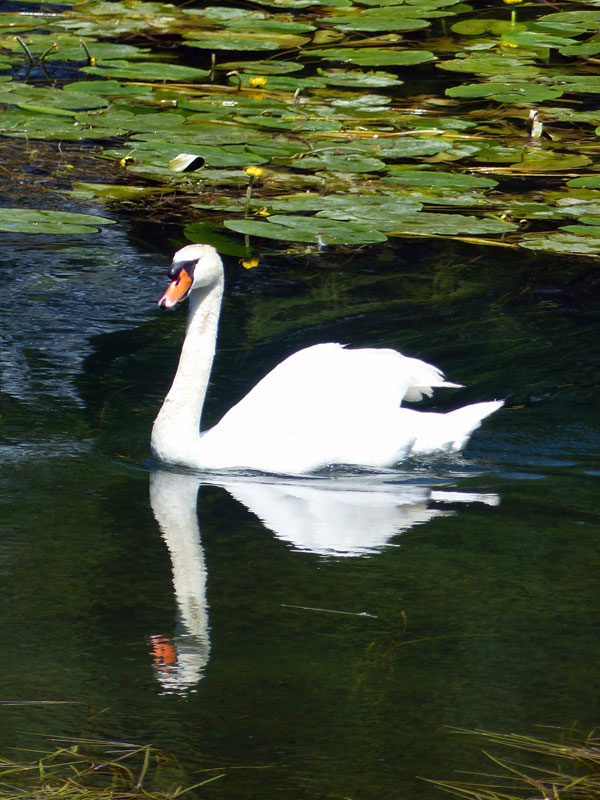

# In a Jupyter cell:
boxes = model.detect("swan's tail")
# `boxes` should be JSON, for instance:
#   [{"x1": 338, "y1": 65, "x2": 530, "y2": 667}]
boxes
[{"x1": 409, "y1": 400, "x2": 504, "y2": 456}]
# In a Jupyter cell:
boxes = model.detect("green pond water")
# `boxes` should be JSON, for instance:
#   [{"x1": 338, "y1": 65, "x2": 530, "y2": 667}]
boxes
[{"x1": 0, "y1": 224, "x2": 599, "y2": 799}]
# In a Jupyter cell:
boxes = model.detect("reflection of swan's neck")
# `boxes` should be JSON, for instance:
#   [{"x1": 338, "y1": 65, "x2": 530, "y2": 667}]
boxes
[
  {"x1": 151, "y1": 277, "x2": 223, "y2": 465},
  {"x1": 149, "y1": 471, "x2": 210, "y2": 693}
]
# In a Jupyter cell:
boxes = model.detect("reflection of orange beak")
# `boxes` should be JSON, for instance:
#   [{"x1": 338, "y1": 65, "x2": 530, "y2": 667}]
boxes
[
  {"x1": 150, "y1": 634, "x2": 178, "y2": 667},
  {"x1": 158, "y1": 269, "x2": 192, "y2": 309}
]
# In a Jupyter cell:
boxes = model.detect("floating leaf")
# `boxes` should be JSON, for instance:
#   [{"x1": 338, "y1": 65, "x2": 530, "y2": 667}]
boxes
[
  {"x1": 0, "y1": 208, "x2": 115, "y2": 234},
  {"x1": 446, "y1": 82, "x2": 563, "y2": 102},
  {"x1": 317, "y1": 68, "x2": 402, "y2": 87},
  {"x1": 317, "y1": 209, "x2": 517, "y2": 235},
  {"x1": 519, "y1": 232, "x2": 600, "y2": 254},
  {"x1": 323, "y1": 11, "x2": 430, "y2": 32},
  {"x1": 217, "y1": 59, "x2": 303, "y2": 74},
  {"x1": 567, "y1": 177, "x2": 600, "y2": 189},
  {"x1": 559, "y1": 43, "x2": 600, "y2": 56},
  {"x1": 537, "y1": 10, "x2": 600, "y2": 30},
  {"x1": 383, "y1": 169, "x2": 497, "y2": 189},
  {"x1": 438, "y1": 55, "x2": 540, "y2": 76},
  {"x1": 308, "y1": 48, "x2": 435, "y2": 66},
  {"x1": 501, "y1": 31, "x2": 579, "y2": 49},
  {"x1": 293, "y1": 152, "x2": 386, "y2": 172},
  {"x1": 224, "y1": 215, "x2": 388, "y2": 244},
  {"x1": 552, "y1": 75, "x2": 600, "y2": 94},
  {"x1": 183, "y1": 29, "x2": 310, "y2": 50},
  {"x1": 83, "y1": 61, "x2": 211, "y2": 80},
  {"x1": 451, "y1": 18, "x2": 527, "y2": 35}
]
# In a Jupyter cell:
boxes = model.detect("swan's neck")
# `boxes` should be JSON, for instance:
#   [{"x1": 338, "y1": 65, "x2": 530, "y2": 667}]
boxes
[{"x1": 151, "y1": 276, "x2": 223, "y2": 466}]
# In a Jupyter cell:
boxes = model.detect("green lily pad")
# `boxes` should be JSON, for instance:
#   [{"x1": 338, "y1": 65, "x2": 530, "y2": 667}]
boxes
[
  {"x1": 83, "y1": 61, "x2": 211, "y2": 80},
  {"x1": 69, "y1": 182, "x2": 175, "y2": 200},
  {"x1": 324, "y1": 11, "x2": 430, "y2": 32},
  {"x1": 316, "y1": 209, "x2": 517, "y2": 235},
  {"x1": 559, "y1": 43, "x2": 600, "y2": 56},
  {"x1": 438, "y1": 55, "x2": 540, "y2": 76},
  {"x1": 294, "y1": 152, "x2": 386, "y2": 172},
  {"x1": 446, "y1": 82, "x2": 563, "y2": 102},
  {"x1": 267, "y1": 193, "x2": 423, "y2": 214},
  {"x1": 224, "y1": 215, "x2": 388, "y2": 244},
  {"x1": 0, "y1": 208, "x2": 115, "y2": 234},
  {"x1": 537, "y1": 10, "x2": 600, "y2": 30},
  {"x1": 118, "y1": 139, "x2": 269, "y2": 168},
  {"x1": 317, "y1": 68, "x2": 402, "y2": 87},
  {"x1": 383, "y1": 169, "x2": 497, "y2": 189},
  {"x1": 308, "y1": 48, "x2": 435, "y2": 66},
  {"x1": 519, "y1": 232, "x2": 600, "y2": 254},
  {"x1": 560, "y1": 224, "x2": 600, "y2": 236},
  {"x1": 567, "y1": 177, "x2": 600, "y2": 189},
  {"x1": 451, "y1": 18, "x2": 527, "y2": 35},
  {"x1": 217, "y1": 59, "x2": 303, "y2": 74},
  {"x1": 183, "y1": 30, "x2": 310, "y2": 50},
  {"x1": 552, "y1": 75, "x2": 600, "y2": 94},
  {"x1": 501, "y1": 32, "x2": 579, "y2": 49}
]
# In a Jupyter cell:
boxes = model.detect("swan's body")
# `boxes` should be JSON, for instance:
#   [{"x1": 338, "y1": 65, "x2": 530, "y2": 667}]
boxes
[{"x1": 151, "y1": 245, "x2": 503, "y2": 474}]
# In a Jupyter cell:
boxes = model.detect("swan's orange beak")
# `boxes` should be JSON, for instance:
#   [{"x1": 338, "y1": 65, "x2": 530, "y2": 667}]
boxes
[{"x1": 158, "y1": 269, "x2": 193, "y2": 309}]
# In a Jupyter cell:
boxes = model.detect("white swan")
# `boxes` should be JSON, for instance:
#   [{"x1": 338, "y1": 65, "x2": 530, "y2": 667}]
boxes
[{"x1": 151, "y1": 244, "x2": 503, "y2": 474}]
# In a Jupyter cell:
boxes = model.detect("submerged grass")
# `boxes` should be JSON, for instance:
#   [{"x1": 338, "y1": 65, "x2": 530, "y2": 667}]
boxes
[
  {"x1": 0, "y1": 738, "x2": 224, "y2": 800},
  {"x1": 428, "y1": 728, "x2": 600, "y2": 800}
]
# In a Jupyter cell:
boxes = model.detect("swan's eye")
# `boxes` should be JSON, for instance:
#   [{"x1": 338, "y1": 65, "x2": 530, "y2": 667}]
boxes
[{"x1": 169, "y1": 259, "x2": 197, "y2": 280}]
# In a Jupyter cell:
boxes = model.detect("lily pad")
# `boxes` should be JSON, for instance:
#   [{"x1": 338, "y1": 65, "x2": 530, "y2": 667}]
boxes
[
  {"x1": 224, "y1": 215, "x2": 388, "y2": 244},
  {"x1": 451, "y1": 18, "x2": 527, "y2": 35},
  {"x1": 519, "y1": 232, "x2": 600, "y2": 254},
  {"x1": 308, "y1": 48, "x2": 435, "y2": 66},
  {"x1": 317, "y1": 68, "x2": 402, "y2": 87},
  {"x1": 501, "y1": 32, "x2": 579, "y2": 49},
  {"x1": 294, "y1": 152, "x2": 386, "y2": 172},
  {"x1": 183, "y1": 30, "x2": 310, "y2": 50},
  {"x1": 217, "y1": 59, "x2": 303, "y2": 74},
  {"x1": 446, "y1": 82, "x2": 563, "y2": 102},
  {"x1": 317, "y1": 209, "x2": 518, "y2": 236},
  {"x1": 0, "y1": 208, "x2": 115, "y2": 234},
  {"x1": 438, "y1": 55, "x2": 540, "y2": 76},
  {"x1": 383, "y1": 170, "x2": 497, "y2": 189},
  {"x1": 83, "y1": 61, "x2": 211, "y2": 80}
]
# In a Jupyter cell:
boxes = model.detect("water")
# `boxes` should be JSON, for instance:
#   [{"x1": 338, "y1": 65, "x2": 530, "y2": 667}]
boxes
[{"x1": 0, "y1": 222, "x2": 599, "y2": 799}]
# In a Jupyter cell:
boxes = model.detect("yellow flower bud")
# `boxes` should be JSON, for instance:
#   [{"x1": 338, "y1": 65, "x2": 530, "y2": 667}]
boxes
[
  {"x1": 242, "y1": 257, "x2": 260, "y2": 269},
  {"x1": 248, "y1": 75, "x2": 267, "y2": 87},
  {"x1": 244, "y1": 166, "x2": 263, "y2": 178}
]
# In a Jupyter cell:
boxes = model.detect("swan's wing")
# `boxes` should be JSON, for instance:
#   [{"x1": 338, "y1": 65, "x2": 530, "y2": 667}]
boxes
[
  {"x1": 199, "y1": 344, "x2": 462, "y2": 472},
  {"x1": 216, "y1": 343, "x2": 458, "y2": 425}
]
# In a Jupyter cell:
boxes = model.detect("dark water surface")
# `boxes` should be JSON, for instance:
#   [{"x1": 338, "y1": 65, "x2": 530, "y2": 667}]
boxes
[{"x1": 0, "y1": 224, "x2": 599, "y2": 799}]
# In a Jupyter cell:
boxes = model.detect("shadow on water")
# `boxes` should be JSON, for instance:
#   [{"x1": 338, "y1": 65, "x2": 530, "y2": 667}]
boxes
[{"x1": 0, "y1": 225, "x2": 599, "y2": 799}]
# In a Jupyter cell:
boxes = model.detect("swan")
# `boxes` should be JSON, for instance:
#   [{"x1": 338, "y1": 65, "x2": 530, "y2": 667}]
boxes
[{"x1": 151, "y1": 244, "x2": 503, "y2": 474}]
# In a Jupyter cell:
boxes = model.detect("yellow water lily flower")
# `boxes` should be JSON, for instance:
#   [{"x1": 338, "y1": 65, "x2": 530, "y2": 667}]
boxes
[
  {"x1": 242, "y1": 257, "x2": 260, "y2": 269},
  {"x1": 243, "y1": 166, "x2": 263, "y2": 178},
  {"x1": 248, "y1": 75, "x2": 267, "y2": 88}
]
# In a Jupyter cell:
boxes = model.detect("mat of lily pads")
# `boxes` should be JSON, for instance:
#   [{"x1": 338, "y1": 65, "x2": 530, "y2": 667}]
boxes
[{"x1": 2, "y1": 0, "x2": 600, "y2": 256}]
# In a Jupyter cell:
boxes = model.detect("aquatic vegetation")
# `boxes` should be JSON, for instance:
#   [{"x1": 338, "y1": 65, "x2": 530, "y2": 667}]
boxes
[
  {"x1": 429, "y1": 728, "x2": 600, "y2": 800},
  {"x1": 2, "y1": 0, "x2": 600, "y2": 254},
  {"x1": 0, "y1": 737, "x2": 223, "y2": 800}
]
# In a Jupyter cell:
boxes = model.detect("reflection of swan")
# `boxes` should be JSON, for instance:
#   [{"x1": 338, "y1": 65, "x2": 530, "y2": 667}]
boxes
[
  {"x1": 212, "y1": 474, "x2": 499, "y2": 557},
  {"x1": 149, "y1": 470, "x2": 210, "y2": 693},
  {"x1": 151, "y1": 245, "x2": 503, "y2": 475},
  {"x1": 148, "y1": 467, "x2": 500, "y2": 693}
]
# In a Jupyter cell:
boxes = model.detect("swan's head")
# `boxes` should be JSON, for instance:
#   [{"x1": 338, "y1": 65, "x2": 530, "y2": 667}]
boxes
[{"x1": 158, "y1": 244, "x2": 223, "y2": 309}]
